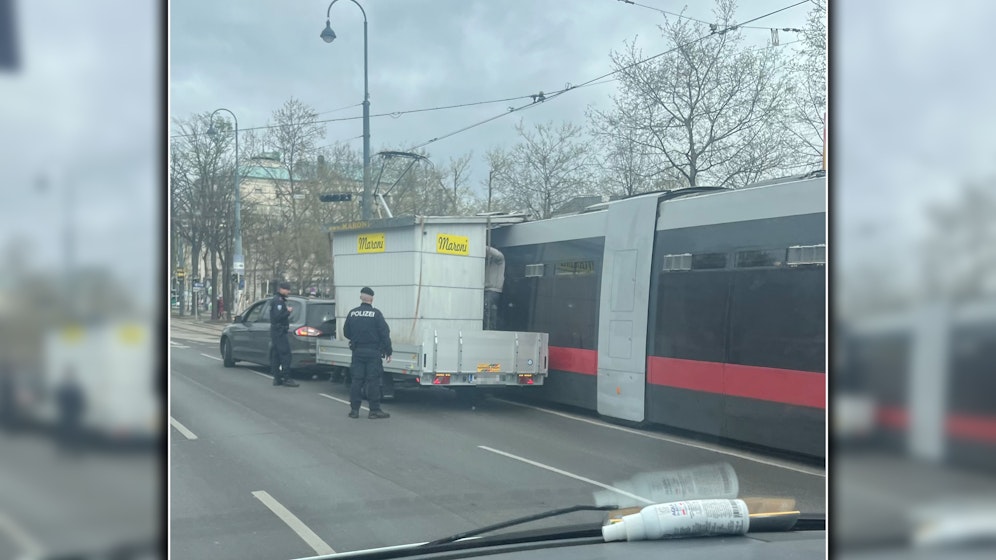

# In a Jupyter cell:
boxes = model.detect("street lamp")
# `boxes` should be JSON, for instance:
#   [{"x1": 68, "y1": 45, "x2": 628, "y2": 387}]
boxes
[
  {"x1": 207, "y1": 107, "x2": 244, "y2": 315},
  {"x1": 321, "y1": 0, "x2": 372, "y2": 220}
]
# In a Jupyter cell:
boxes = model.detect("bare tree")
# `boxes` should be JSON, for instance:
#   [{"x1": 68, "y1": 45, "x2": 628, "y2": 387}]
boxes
[
  {"x1": 488, "y1": 119, "x2": 595, "y2": 219},
  {"x1": 442, "y1": 152, "x2": 473, "y2": 213},
  {"x1": 171, "y1": 113, "x2": 236, "y2": 318},
  {"x1": 590, "y1": 0, "x2": 801, "y2": 189},
  {"x1": 921, "y1": 179, "x2": 996, "y2": 301},
  {"x1": 783, "y1": 0, "x2": 827, "y2": 169},
  {"x1": 263, "y1": 98, "x2": 328, "y2": 294},
  {"x1": 598, "y1": 134, "x2": 656, "y2": 197}
]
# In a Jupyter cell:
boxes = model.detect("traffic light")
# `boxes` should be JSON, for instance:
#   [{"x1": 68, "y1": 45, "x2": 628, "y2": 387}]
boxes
[{"x1": 319, "y1": 193, "x2": 353, "y2": 202}]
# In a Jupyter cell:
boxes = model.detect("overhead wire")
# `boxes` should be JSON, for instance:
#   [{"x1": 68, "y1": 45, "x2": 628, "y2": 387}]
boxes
[
  {"x1": 170, "y1": 1, "x2": 812, "y2": 146},
  {"x1": 170, "y1": 93, "x2": 541, "y2": 139},
  {"x1": 406, "y1": 0, "x2": 811, "y2": 151},
  {"x1": 617, "y1": 0, "x2": 806, "y2": 30}
]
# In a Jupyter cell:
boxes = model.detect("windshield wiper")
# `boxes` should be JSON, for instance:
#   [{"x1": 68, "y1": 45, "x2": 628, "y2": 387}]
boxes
[{"x1": 422, "y1": 504, "x2": 619, "y2": 547}]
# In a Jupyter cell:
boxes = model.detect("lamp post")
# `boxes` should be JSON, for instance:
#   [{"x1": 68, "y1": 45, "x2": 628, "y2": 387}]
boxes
[
  {"x1": 207, "y1": 108, "x2": 243, "y2": 315},
  {"x1": 321, "y1": 0, "x2": 371, "y2": 221}
]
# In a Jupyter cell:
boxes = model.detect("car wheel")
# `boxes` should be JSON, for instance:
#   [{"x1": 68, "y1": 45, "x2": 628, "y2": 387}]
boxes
[{"x1": 221, "y1": 337, "x2": 235, "y2": 367}]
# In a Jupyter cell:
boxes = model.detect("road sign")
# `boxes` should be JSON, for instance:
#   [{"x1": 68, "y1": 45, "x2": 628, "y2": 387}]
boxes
[
  {"x1": 233, "y1": 254, "x2": 245, "y2": 272},
  {"x1": 320, "y1": 193, "x2": 353, "y2": 202},
  {"x1": 176, "y1": 268, "x2": 186, "y2": 279}
]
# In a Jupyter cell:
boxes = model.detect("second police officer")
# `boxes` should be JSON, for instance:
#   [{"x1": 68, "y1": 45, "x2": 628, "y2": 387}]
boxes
[{"x1": 343, "y1": 286, "x2": 392, "y2": 419}]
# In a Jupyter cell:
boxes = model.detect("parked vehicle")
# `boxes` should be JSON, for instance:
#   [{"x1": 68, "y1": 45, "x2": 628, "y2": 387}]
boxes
[{"x1": 220, "y1": 296, "x2": 336, "y2": 376}]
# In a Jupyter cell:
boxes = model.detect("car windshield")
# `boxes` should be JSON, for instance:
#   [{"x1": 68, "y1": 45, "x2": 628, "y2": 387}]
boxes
[{"x1": 165, "y1": 1, "x2": 831, "y2": 558}]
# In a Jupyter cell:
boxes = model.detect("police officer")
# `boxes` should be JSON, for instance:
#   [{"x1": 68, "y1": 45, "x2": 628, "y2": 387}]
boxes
[
  {"x1": 269, "y1": 281, "x2": 299, "y2": 387},
  {"x1": 343, "y1": 287, "x2": 392, "y2": 419}
]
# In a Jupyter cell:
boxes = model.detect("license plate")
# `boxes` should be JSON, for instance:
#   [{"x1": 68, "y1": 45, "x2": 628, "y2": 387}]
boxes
[{"x1": 474, "y1": 374, "x2": 502, "y2": 385}]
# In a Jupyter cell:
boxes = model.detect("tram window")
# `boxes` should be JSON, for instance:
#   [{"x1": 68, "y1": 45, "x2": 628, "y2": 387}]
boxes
[
  {"x1": 662, "y1": 253, "x2": 691, "y2": 271},
  {"x1": 555, "y1": 260, "x2": 596, "y2": 275},
  {"x1": 692, "y1": 253, "x2": 728, "y2": 270},
  {"x1": 787, "y1": 244, "x2": 826, "y2": 266},
  {"x1": 736, "y1": 249, "x2": 786, "y2": 268},
  {"x1": 524, "y1": 264, "x2": 545, "y2": 277},
  {"x1": 663, "y1": 253, "x2": 727, "y2": 271},
  {"x1": 728, "y1": 267, "x2": 825, "y2": 372},
  {"x1": 652, "y1": 271, "x2": 730, "y2": 363},
  {"x1": 948, "y1": 324, "x2": 996, "y2": 416}
]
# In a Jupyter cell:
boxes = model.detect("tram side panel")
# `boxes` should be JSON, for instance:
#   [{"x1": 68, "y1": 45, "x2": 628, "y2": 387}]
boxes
[
  {"x1": 646, "y1": 213, "x2": 827, "y2": 458},
  {"x1": 945, "y1": 318, "x2": 996, "y2": 471},
  {"x1": 500, "y1": 237, "x2": 605, "y2": 410}
]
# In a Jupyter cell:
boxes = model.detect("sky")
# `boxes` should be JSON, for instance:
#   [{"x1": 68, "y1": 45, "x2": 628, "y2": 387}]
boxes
[
  {"x1": 3, "y1": 0, "x2": 994, "y2": 304},
  {"x1": 0, "y1": 0, "x2": 158, "y2": 305},
  {"x1": 834, "y1": 0, "x2": 996, "y2": 290},
  {"x1": 169, "y1": 0, "x2": 815, "y2": 192}
]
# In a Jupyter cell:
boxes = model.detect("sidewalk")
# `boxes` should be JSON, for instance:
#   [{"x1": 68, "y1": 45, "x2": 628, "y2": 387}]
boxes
[{"x1": 170, "y1": 311, "x2": 228, "y2": 333}]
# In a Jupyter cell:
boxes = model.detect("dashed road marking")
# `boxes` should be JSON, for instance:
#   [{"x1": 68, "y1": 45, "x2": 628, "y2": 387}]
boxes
[
  {"x1": 169, "y1": 416, "x2": 198, "y2": 440},
  {"x1": 478, "y1": 445, "x2": 652, "y2": 505},
  {"x1": 252, "y1": 491, "x2": 335, "y2": 555},
  {"x1": 0, "y1": 511, "x2": 45, "y2": 558},
  {"x1": 319, "y1": 393, "x2": 368, "y2": 412}
]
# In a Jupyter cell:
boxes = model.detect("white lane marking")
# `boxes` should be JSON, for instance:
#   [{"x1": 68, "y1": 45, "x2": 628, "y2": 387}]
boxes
[
  {"x1": 0, "y1": 512, "x2": 45, "y2": 558},
  {"x1": 478, "y1": 445, "x2": 653, "y2": 505},
  {"x1": 170, "y1": 340, "x2": 190, "y2": 349},
  {"x1": 253, "y1": 371, "x2": 274, "y2": 380},
  {"x1": 252, "y1": 491, "x2": 336, "y2": 556},
  {"x1": 200, "y1": 353, "x2": 223, "y2": 362},
  {"x1": 169, "y1": 416, "x2": 198, "y2": 440},
  {"x1": 494, "y1": 398, "x2": 825, "y2": 477},
  {"x1": 319, "y1": 393, "x2": 369, "y2": 412}
]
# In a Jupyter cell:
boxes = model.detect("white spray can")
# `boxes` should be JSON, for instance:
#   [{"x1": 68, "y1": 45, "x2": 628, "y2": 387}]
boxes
[{"x1": 602, "y1": 499, "x2": 750, "y2": 542}]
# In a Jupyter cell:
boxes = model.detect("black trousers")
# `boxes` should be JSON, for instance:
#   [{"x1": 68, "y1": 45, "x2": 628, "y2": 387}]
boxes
[
  {"x1": 350, "y1": 353, "x2": 383, "y2": 412},
  {"x1": 270, "y1": 331, "x2": 292, "y2": 379},
  {"x1": 484, "y1": 290, "x2": 501, "y2": 330}
]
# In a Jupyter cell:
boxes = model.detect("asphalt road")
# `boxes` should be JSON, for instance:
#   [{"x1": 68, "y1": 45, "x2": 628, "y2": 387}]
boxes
[
  {"x1": 0, "y1": 420, "x2": 158, "y2": 559},
  {"x1": 169, "y1": 320, "x2": 825, "y2": 559}
]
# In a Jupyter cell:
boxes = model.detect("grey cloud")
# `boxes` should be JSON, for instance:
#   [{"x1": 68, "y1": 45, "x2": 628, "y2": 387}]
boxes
[{"x1": 170, "y1": 0, "x2": 807, "y2": 189}]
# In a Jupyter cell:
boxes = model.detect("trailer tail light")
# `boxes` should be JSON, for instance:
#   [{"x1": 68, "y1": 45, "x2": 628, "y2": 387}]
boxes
[
  {"x1": 295, "y1": 326, "x2": 322, "y2": 337},
  {"x1": 518, "y1": 374, "x2": 534, "y2": 385},
  {"x1": 433, "y1": 374, "x2": 451, "y2": 385}
]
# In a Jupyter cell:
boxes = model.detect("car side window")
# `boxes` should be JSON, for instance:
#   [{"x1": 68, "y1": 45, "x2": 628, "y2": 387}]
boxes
[
  {"x1": 244, "y1": 303, "x2": 263, "y2": 323},
  {"x1": 258, "y1": 301, "x2": 271, "y2": 323}
]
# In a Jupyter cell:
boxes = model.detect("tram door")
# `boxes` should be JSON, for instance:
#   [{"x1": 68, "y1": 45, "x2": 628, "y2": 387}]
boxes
[{"x1": 595, "y1": 196, "x2": 657, "y2": 422}]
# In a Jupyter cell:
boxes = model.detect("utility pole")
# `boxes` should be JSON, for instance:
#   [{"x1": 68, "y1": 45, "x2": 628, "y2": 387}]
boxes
[{"x1": 321, "y1": 0, "x2": 372, "y2": 219}]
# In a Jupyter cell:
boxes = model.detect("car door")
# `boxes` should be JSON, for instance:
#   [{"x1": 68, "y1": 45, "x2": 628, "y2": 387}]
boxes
[
  {"x1": 248, "y1": 298, "x2": 274, "y2": 365},
  {"x1": 231, "y1": 301, "x2": 263, "y2": 360}
]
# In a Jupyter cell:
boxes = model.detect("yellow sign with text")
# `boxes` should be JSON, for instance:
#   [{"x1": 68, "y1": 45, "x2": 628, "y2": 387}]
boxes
[
  {"x1": 357, "y1": 233, "x2": 386, "y2": 253},
  {"x1": 477, "y1": 363, "x2": 501, "y2": 373},
  {"x1": 436, "y1": 233, "x2": 470, "y2": 256}
]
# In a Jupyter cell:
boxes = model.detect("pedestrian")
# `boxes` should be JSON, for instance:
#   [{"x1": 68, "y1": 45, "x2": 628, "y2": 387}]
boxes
[
  {"x1": 343, "y1": 287, "x2": 392, "y2": 419},
  {"x1": 0, "y1": 361, "x2": 16, "y2": 430},
  {"x1": 56, "y1": 366, "x2": 86, "y2": 453},
  {"x1": 484, "y1": 246, "x2": 505, "y2": 330},
  {"x1": 269, "y1": 281, "x2": 299, "y2": 387}
]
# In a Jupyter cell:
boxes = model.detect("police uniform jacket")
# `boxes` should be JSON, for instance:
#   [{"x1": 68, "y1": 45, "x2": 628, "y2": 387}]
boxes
[{"x1": 343, "y1": 303, "x2": 392, "y2": 358}]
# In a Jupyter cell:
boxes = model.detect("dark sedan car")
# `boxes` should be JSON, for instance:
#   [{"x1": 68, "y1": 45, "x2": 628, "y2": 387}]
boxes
[{"x1": 219, "y1": 296, "x2": 335, "y2": 376}]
